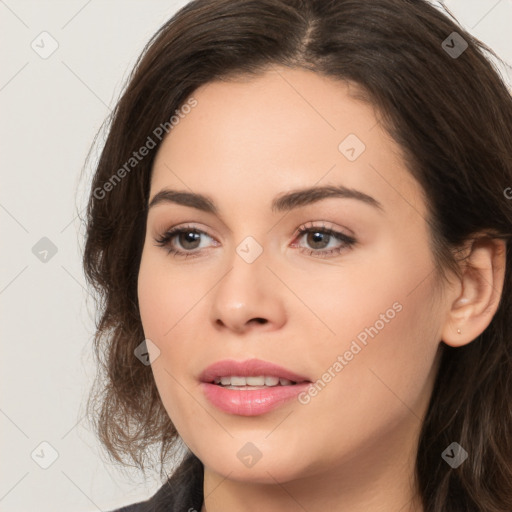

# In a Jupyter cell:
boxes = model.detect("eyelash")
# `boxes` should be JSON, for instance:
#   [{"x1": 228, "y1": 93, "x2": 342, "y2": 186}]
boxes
[{"x1": 153, "y1": 222, "x2": 357, "y2": 259}]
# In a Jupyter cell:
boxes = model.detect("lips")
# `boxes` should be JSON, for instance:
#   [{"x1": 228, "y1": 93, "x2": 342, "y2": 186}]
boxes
[
  {"x1": 199, "y1": 358, "x2": 311, "y2": 385},
  {"x1": 199, "y1": 359, "x2": 313, "y2": 416}
]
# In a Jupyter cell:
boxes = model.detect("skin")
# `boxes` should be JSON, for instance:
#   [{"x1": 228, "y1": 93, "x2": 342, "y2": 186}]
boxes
[{"x1": 137, "y1": 66, "x2": 506, "y2": 512}]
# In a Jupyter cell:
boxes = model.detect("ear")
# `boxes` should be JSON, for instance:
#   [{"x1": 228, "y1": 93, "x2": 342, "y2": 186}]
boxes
[{"x1": 441, "y1": 236, "x2": 507, "y2": 348}]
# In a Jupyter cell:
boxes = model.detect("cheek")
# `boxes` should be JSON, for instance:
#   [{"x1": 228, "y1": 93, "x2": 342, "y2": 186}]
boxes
[
  {"x1": 137, "y1": 251, "x2": 213, "y2": 435},
  {"x1": 290, "y1": 286, "x2": 440, "y2": 474},
  {"x1": 137, "y1": 251, "x2": 210, "y2": 339},
  {"x1": 295, "y1": 239, "x2": 441, "y2": 437}
]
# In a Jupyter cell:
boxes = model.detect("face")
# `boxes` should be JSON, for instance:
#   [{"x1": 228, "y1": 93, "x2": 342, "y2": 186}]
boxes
[{"x1": 137, "y1": 66, "x2": 447, "y2": 485}]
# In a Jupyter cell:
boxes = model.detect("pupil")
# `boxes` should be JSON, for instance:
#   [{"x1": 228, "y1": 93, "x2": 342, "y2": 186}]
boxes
[
  {"x1": 308, "y1": 231, "x2": 329, "y2": 249},
  {"x1": 180, "y1": 231, "x2": 200, "y2": 249}
]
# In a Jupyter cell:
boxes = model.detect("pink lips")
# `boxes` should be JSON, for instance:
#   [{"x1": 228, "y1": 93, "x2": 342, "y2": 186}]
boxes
[
  {"x1": 199, "y1": 358, "x2": 312, "y2": 416},
  {"x1": 199, "y1": 358, "x2": 310, "y2": 384}
]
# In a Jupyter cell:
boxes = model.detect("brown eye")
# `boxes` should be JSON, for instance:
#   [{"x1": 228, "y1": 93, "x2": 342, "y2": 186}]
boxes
[
  {"x1": 177, "y1": 230, "x2": 202, "y2": 250},
  {"x1": 305, "y1": 231, "x2": 331, "y2": 250},
  {"x1": 293, "y1": 226, "x2": 357, "y2": 258},
  {"x1": 154, "y1": 225, "x2": 219, "y2": 258}
]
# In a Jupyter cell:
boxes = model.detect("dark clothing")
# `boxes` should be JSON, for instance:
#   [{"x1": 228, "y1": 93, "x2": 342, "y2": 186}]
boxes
[{"x1": 109, "y1": 453, "x2": 204, "y2": 512}]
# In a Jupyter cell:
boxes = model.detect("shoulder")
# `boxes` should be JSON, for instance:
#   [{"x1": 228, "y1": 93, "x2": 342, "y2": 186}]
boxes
[
  {"x1": 107, "y1": 494, "x2": 152, "y2": 512},
  {"x1": 107, "y1": 452, "x2": 204, "y2": 512},
  {"x1": 108, "y1": 503, "x2": 147, "y2": 512}
]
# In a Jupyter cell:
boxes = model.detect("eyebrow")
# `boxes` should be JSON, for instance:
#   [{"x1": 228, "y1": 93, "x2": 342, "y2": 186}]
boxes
[{"x1": 147, "y1": 185, "x2": 384, "y2": 214}]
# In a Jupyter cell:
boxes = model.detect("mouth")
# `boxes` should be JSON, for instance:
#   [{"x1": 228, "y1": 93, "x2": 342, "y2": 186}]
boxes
[
  {"x1": 210, "y1": 375, "x2": 304, "y2": 389},
  {"x1": 199, "y1": 359, "x2": 312, "y2": 416},
  {"x1": 199, "y1": 358, "x2": 311, "y2": 387}
]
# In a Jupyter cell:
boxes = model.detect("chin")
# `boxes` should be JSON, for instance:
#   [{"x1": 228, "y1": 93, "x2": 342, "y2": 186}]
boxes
[{"x1": 199, "y1": 446, "x2": 316, "y2": 484}]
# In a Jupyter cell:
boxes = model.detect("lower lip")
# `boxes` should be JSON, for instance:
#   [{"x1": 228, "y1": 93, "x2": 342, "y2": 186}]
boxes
[{"x1": 201, "y1": 382, "x2": 311, "y2": 416}]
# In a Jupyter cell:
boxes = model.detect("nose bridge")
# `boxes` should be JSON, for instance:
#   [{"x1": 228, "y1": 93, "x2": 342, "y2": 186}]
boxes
[
  {"x1": 217, "y1": 236, "x2": 268, "y2": 304},
  {"x1": 235, "y1": 234, "x2": 266, "y2": 266},
  {"x1": 209, "y1": 234, "x2": 286, "y2": 332}
]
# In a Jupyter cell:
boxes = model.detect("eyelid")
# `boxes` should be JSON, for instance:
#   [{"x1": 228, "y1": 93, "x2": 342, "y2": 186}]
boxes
[
  {"x1": 154, "y1": 223, "x2": 217, "y2": 245},
  {"x1": 292, "y1": 220, "x2": 354, "y2": 239},
  {"x1": 290, "y1": 222, "x2": 357, "y2": 257}
]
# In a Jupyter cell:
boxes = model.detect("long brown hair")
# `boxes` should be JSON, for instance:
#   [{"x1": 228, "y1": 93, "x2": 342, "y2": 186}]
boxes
[{"x1": 82, "y1": 1, "x2": 512, "y2": 510}]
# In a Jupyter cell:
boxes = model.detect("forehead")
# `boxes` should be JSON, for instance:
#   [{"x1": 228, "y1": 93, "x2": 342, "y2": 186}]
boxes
[{"x1": 149, "y1": 66, "x2": 427, "y2": 221}]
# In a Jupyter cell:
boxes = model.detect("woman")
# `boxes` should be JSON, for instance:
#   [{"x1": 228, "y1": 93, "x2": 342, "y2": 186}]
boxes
[{"x1": 82, "y1": 0, "x2": 512, "y2": 510}]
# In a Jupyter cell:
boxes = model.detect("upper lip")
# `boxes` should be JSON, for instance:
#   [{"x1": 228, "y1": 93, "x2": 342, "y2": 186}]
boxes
[{"x1": 199, "y1": 358, "x2": 311, "y2": 383}]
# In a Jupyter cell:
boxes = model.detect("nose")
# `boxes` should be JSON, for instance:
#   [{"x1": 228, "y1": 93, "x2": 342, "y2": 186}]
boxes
[{"x1": 209, "y1": 249, "x2": 287, "y2": 335}]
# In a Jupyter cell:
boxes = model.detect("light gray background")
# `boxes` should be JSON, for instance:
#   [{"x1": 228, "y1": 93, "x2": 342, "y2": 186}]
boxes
[{"x1": 1, "y1": 1, "x2": 511, "y2": 511}]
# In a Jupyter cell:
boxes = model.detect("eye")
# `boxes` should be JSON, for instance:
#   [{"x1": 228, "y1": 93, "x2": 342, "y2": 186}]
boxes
[
  {"x1": 154, "y1": 224, "x2": 218, "y2": 258},
  {"x1": 292, "y1": 222, "x2": 357, "y2": 258},
  {"x1": 154, "y1": 222, "x2": 357, "y2": 259}
]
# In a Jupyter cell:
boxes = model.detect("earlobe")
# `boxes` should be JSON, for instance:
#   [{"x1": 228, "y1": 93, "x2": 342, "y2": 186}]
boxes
[{"x1": 441, "y1": 236, "x2": 507, "y2": 348}]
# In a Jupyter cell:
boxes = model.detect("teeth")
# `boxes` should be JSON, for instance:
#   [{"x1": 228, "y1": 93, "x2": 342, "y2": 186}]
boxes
[
  {"x1": 213, "y1": 375, "x2": 296, "y2": 386},
  {"x1": 246, "y1": 376, "x2": 265, "y2": 386}
]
